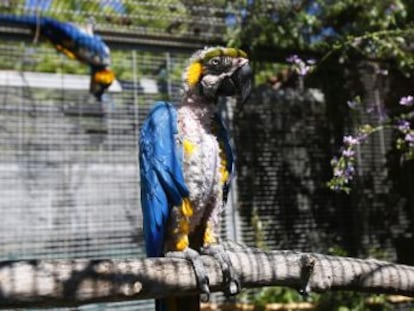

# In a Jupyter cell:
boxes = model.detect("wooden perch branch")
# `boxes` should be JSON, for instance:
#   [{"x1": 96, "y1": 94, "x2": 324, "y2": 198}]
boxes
[{"x1": 0, "y1": 241, "x2": 414, "y2": 308}]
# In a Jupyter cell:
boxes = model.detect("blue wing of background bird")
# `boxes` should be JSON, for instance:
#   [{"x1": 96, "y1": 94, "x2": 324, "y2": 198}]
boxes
[
  {"x1": 0, "y1": 14, "x2": 110, "y2": 68},
  {"x1": 139, "y1": 102, "x2": 189, "y2": 257}
]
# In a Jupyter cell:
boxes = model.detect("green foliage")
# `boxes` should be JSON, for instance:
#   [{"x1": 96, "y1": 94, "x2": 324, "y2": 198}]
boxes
[
  {"x1": 327, "y1": 245, "x2": 348, "y2": 257},
  {"x1": 252, "y1": 62, "x2": 288, "y2": 85},
  {"x1": 316, "y1": 292, "x2": 392, "y2": 311},
  {"x1": 249, "y1": 286, "x2": 393, "y2": 311},
  {"x1": 228, "y1": 0, "x2": 414, "y2": 75},
  {"x1": 253, "y1": 286, "x2": 304, "y2": 307}
]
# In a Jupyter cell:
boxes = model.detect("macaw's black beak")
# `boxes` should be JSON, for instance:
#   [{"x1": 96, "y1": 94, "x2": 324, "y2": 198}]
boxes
[
  {"x1": 217, "y1": 62, "x2": 253, "y2": 104},
  {"x1": 235, "y1": 62, "x2": 253, "y2": 104}
]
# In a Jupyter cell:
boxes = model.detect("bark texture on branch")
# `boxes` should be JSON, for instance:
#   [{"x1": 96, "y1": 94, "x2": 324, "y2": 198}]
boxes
[{"x1": 0, "y1": 241, "x2": 413, "y2": 308}]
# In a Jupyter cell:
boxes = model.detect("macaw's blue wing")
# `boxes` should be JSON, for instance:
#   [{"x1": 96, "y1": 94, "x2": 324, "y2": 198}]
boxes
[{"x1": 139, "y1": 102, "x2": 189, "y2": 257}]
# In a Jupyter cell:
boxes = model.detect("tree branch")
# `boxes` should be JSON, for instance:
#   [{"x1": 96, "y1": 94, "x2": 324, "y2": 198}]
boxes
[{"x1": 0, "y1": 242, "x2": 413, "y2": 308}]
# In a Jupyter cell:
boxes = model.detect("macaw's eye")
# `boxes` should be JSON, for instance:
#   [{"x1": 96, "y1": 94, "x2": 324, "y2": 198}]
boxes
[{"x1": 209, "y1": 57, "x2": 221, "y2": 66}]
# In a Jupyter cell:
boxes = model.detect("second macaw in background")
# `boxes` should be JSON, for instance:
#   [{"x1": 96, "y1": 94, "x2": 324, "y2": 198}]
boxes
[{"x1": 0, "y1": 14, "x2": 114, "y2": 100}]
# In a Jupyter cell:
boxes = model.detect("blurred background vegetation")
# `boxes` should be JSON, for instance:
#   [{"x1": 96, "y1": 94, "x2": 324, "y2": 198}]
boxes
[{"x1": 2, "y1": 0, "x2": 414, "y2": 85}]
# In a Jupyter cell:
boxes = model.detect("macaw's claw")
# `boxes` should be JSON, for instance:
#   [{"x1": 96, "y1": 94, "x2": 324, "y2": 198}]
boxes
[
  {"x1": 201, "y1": 244, "x2": 241, "y2": 296},
  {"x1": 165, "y1": 248, "x2": 210, "y2": 301}
]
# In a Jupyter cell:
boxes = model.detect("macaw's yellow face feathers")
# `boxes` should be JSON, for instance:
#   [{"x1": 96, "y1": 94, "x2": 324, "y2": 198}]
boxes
[
  {"x1": 183, "y1": 46, "x2": 248, "y2": 88},
  {"x1": 186, "y1": 61, "x2": 203, "y2": 86}
]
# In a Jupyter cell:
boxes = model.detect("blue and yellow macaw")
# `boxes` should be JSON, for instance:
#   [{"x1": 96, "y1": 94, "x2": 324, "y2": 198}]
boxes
[
  {"x1": 139, "y1": 47, "x2": 252, "y2": 311},
  {"x1": 0, "y1": 14, "x2": 114, "y2": 100}
]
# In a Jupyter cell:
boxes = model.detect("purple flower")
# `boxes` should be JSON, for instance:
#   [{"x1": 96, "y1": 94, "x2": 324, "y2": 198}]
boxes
[
  {"x1": 344, "y1": 165, "x2": 355, "y2": 181},
  {"x1": 333, "y1": 167, "x2": 344, "y2": 177},
  {"x1": 286, "y1": 54, "x2": 301, "y2": 64},
  {"x1": 399, "y1": 95, "x2": 414, "y2": 106},
  {"x1": 405, "y1": 132, "x2": 414, "y2": 146},
  {"x1": 287, "y1": 55, "x2": 314, "y2": 77},
  {"x1": 389, "y1": 3, "x2": 398, "y2": 11},
  {"x1": 397, "y1": 120, "x2": 410, "y2": 132},
  {"x1": 347, "y1": 100, "x2": 358, "y2": 109},
  {"x1": 298, "y1": 64, "x2": 311, "y2": 76},
  {"x1": 342, "y1": 149, "x2": 355, "y2": 158},
  {"x1": 343, "y1": 135, "x2": 359, "y2": 146},
  {"x1": 388, "y1": 2, "x2": 402, "y2": 13},
  {"x1": 366, "y1": 106, "x2": 375, "y2": 114},
  {"x1": 356, "y1": 131, "x2": 369, "y2": 143}
]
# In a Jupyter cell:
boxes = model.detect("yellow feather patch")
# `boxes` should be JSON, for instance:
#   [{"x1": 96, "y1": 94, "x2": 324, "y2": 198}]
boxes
[
  {"x1": 180, "y1": 198, "x2": 193, "y2": 217},
  {"x1": 218, "y1": 141, "x2": 229, "y2": 184},
  {"x1": 55, "y1": 45, "x2": 76, "y2": 60},
  {"x1": 179, "y1": 219, "x2": 190, "y2": 234},
  {"x1": 175, "y1": 235, "x2": 189, "y2": 251},
  {"x1": 94, "y1": 69, "x2": 115, "y2": 86},
  {"x1": 183, "y1": 139, "x2": 196, "y2": 155},
  {"x1": 186, "y1": 61, "x2": 202, "y2": 86},
  {"x1": 219, "y1": 165, "x2": 229, "y2": 184},
  {"x1": 203, "y1": 223, "x2": 217, "y2": 246}
]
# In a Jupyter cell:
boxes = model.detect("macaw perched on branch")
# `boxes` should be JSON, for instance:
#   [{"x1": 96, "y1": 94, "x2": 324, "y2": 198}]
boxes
[
  {"x1": 139, "y1": 46, "x2": 252, "y2": 311},
  {"x1": 0, "y1": 14, "x2": 114, "y2": 100}
]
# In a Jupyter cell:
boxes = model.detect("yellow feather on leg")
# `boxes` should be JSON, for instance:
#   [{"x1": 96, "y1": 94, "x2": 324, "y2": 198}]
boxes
[
  {"x1": 170, "y1": 198, "x2": 193, "y2": 251},
  {"x1": 175, "y1": 234, "x2": 189, "y2": 251},
  {"x1": 203, "y1": 223, "x2": 217, "y2": 246},
  {"x1": 180, "y1": 197, "x2": 193, "y2": 217}
]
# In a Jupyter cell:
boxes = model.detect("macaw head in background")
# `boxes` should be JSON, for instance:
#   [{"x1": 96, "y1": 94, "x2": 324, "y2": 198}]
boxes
[
  {"x1": 183, "y1": 46, "x2": 253, "y2": 104},
  {"x1": 90, "y1": 67, "x2": 115, "y2": 101}
]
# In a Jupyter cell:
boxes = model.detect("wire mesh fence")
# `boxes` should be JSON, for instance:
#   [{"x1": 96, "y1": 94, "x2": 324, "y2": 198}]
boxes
[
  {"x1": 0, "y1": 41, "x2": 186, "y2": 310},
  {"x1": 235, "y1": 87, "x2": 334, "y2": 253}
]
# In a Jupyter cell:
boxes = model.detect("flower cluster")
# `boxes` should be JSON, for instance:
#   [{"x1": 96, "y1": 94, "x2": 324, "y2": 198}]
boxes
[
  {"x1": 327, "y1": 131, "x2": 370, "y2": 193},
  {"x1": 399, "y1": 95, "x2": 414, "y2": 106},
  {"x1": 328, "y1": 94, "x2": 414, "y2": 193},
  {"x1": 286, "y1": 54, "x2": 315, "y2": 77},
  {"x1": 395, "y1": 99, "x2": 414, "y2": 159}
]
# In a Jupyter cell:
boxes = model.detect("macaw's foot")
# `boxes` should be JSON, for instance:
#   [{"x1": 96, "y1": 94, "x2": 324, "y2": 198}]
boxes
[
  {"x1": 165, "y1": 248, "x2": 210, "y2": 302},
  {"x1": 201, "y1": 244, "x2": 240, "y2": 296}
]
